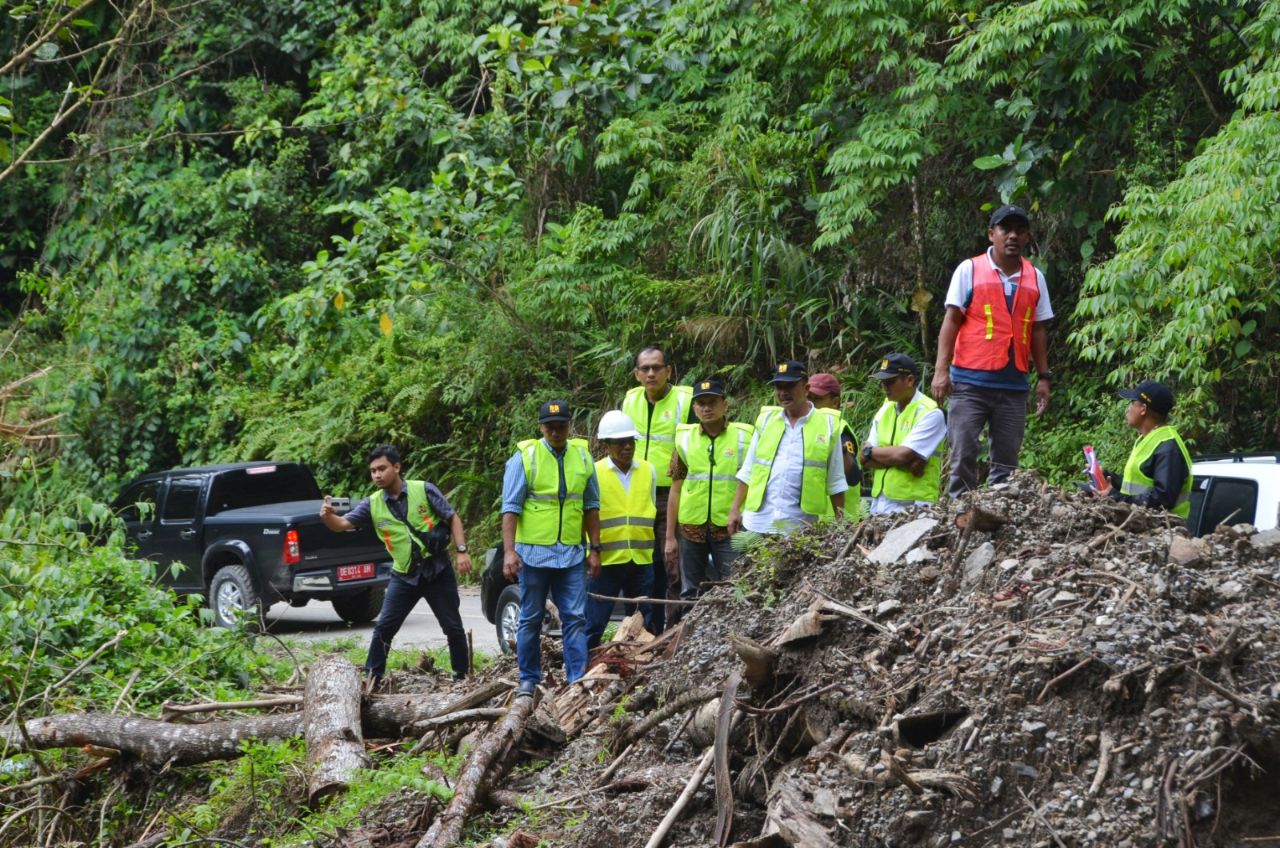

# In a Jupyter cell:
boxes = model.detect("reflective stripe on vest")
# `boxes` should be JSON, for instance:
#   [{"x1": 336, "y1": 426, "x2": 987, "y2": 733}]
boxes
[
  {"x1": 953, "y1": 255, "x2": 1040, "y2": 372},
  {"x1": 595, "y1": 457, "x2": 656, "y2": 565},
  {"x1": 1120, "y1": 425, "x2": 1193, "y2": 518},
  {"x1": 743, "y1": 406, "x2": 838, "y2": 518},
  {"x1": 515, "y1": 438, "x2": 592, "y2": 545},
  {"x1": 368, "y1": 480, "x2": 440, "y2": 574},
  {"x1": 675, "y1": 420, "x2": 753, "y2": 526},
  {"x1": 623, "y1": 385, "x2": 692, "y2": 487},
  {"x1": 870, "y1": 396, "x2": 943, "y2": 505}
]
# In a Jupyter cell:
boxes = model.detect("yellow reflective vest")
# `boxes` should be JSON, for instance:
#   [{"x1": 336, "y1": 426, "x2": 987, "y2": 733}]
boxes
[
  {"x1": 870, "y1": 395, "x2": 944, "y2": 504},
  {"x1": 369, "y1": 481, "x2": 440, "y2": 574},
  {"x1": 1121, "y1": 425, "x2": 1193, "y2": 518},
  {"x1": 515, "y1": 438, "x2": 593, "y2": 545},
  {"x1": 622, "y1": 385, "x2": 692, "y2": 487},
  {"x1": 743, "y1": 406, "x2": 839, "y2": 518},
  {"x1": 595, "y1": 458, "x2": 656, "y2": 565},
  {"x1": 675, "y1": 421, "x2": 753, "y2": 526}
]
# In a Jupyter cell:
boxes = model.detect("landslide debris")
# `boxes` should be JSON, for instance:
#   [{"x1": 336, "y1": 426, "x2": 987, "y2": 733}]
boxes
[{"x1": 486, "y1": 472, "x2": 1280, "y2": 847}]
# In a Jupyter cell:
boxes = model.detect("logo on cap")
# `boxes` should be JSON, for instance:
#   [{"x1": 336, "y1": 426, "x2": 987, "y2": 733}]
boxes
[
  {"x1": 701, "y1": 381, "x2": 711, "y2": 390},
  {"x1": 881, "y1": 359, "x2": 889, "y2": 371},
  {"x1": 778, "y1": 363, "x2": 788, "y2": 373},
  {"x1": 549, "y1": 403, "x2": 561, "y2": 413},
  {"x1": 1140, "y1": 393, "x2": 1151, "y2": 404}
]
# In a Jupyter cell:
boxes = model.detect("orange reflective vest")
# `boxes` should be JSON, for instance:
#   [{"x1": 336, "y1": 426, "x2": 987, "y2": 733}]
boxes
[{"x1": 953, "y1": 255, "x2": 1039, "y2": 372}]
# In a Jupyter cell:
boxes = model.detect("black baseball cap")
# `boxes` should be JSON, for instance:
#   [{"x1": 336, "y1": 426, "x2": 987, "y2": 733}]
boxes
[
  {"x1": 872, "y1": 353, "x2": 919, "y2": 380},
  {"x1": 989, "y1": 204, "x2": 1031, "y2": 228},
  {"x1": 538, "y1": 399, "x2": 572, "y2": 422},
  {"x1": 1118, "y1": 381, "x2": 1174, "y2": 416},
  {"x1": 770, "y1": 360, "x2": 808, "y2": 384},
  {"x1": 692, "y1": 377, "x2": 726, "y2": 398}
]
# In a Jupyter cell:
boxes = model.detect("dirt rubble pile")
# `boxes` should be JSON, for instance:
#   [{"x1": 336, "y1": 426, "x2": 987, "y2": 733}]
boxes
[{"x1": 500, "y1": 472, "x2": 1280, "y2": 847}]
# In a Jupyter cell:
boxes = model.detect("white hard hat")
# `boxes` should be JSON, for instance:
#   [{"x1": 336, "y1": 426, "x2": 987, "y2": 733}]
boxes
[{"x1": 597, "y1": 410, "x2": 639, "y2": 440}]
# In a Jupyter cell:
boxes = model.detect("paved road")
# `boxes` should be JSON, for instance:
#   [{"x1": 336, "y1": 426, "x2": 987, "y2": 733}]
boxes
[{"x1": 262, "y1": 584, "x2": 501, "y2": 655}]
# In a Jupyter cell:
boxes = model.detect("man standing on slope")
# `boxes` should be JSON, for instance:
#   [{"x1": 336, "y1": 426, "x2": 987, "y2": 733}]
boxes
[
  {"x1": 621, "y1": 346, "x2": 692, "y2": 632},
  {"x1": 861, "y1": 354, "x2": 948, "y2": 514},
  {"x1": 728, "y1": 360, "x2": 847, "y2": 535},
  {"x1": 932, "y1": 204, "x2": 1053, "y2": 498},
  {"x1": 501, "y1": 400, "x2": 602, "y2": 698}
]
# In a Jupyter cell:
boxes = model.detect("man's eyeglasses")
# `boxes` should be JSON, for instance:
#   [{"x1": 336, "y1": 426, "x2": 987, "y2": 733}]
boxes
[{"x1": 635, "y1": 365, "x2": 668, "y2": 373}]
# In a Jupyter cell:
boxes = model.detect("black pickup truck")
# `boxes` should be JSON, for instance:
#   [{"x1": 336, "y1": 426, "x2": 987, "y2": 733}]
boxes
[{"x1": 112, "y1": 461, "x2": 392, "y2": 628}]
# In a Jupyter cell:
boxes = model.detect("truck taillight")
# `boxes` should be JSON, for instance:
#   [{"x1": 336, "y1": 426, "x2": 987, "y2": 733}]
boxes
[{"x1": 283, "y1": 529, "x2": 301, "y2": 565}]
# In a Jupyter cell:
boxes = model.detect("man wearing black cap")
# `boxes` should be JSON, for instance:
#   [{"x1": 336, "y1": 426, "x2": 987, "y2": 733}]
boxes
[
  {"x1": 500, "y1": 400, "x2": 602, "y2": 697},
  {"x1": 933, "y1": 204, "x2": 1053, "y2": 498},
  {"x1": 1093, "y1": 380, "x2": 1193, "y2": 518},
  {"x1": 728, "y1": 361, "x2": 847, "y2": 535},
  {"x1": 666, "y1": 377, "x2": 754, "y2": 598},
  {"x1": 862, "y1": 354, "x2": 948, "y2": 514}
]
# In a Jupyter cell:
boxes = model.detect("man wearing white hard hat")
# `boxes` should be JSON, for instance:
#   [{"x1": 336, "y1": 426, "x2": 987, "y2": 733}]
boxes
[{"x1": 586, "y1": 410, "x2": 657, "y2": 649}]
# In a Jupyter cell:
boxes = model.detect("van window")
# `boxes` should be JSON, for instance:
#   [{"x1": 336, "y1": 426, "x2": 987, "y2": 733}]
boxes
[
  {"x1": 162, "y1": 476, "x2": 204, "y2": 522},
  {"x1": 1196, "y1": 477, "x2": 1258, "y2": 534},
  {"x1": 116, "y1": 481, "x2": 161, "y2": 523}
]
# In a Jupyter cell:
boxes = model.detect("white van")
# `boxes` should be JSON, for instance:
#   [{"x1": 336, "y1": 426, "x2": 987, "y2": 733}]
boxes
[{"x1": 1188, "y1": 454, "x2": 1280, "y2": 535}]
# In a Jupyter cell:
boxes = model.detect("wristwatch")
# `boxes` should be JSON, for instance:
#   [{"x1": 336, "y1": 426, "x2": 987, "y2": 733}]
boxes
[
  {"x1": 454, "y1": 544, "x2": 468, "y2": 553},
  {"x1": 589, "y1": 544, "x2": 602, "y2": 553},
  {"x1": 1037, "y1": 371, "x2": 1053, "y2": 382},
  {"x1": 862, "y1": 445, "x2": 874, "y2": 464}
]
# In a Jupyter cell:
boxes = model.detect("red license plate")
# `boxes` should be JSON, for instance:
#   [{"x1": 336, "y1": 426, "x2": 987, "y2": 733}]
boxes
[{"x1": 337, "y1": 563, "x2": 375, "y2": 582}]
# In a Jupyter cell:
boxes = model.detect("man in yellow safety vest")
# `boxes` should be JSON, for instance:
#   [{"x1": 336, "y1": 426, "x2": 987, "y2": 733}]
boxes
[
  {"x1": 728, "y1": 360, "x2": 847, "y2": 535},
  {"x1": 500, "y1": 400, "x2": 602, "y2": 697},
  {"x1": 587, "y1": 410, "x2": 657, "y2": 648},
  {"x1": 667, "y1": 377, "x2": 753, "y2": 598},
  {"x1": 320, "y1": 445, "x2": 472, "y2": 686},
  {"x1": 1092, "y1": 380, "x2": 1192, "y2": 518},
  {"x1": 621, "y1": 345, "x2": 692, "y2": 632},
  {"x1": 861, "y1": 354, "x2": 948, "y2": 514}
]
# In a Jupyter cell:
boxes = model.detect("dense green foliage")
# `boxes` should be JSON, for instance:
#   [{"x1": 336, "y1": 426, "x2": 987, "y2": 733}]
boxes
[
  {"x1": 2, "y1": 0, "x2": 1279, "y2": 526},
  {"x1": 0, "y1": 508, "x2": 278, "y2": 712}
]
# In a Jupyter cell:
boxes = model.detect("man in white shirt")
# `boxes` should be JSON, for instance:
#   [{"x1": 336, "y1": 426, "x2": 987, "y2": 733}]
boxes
[
  {"x1": 862, "y1": 354, "x2": 948, "y2": 514},
  {"x1": 728, "y1": 360, "x2": 847, "y2": 535}
]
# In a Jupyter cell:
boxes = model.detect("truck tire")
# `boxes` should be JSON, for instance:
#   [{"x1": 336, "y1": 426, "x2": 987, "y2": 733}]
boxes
[
  {"x1": 495, "y1": 584, "x2": 521, "y2": 655},
  {"x1": 332, "y1": 586, "x2": 386, "y2": 625},
  {"x1": 208, "y1": 564, "x2": 264, "y2": 631}
]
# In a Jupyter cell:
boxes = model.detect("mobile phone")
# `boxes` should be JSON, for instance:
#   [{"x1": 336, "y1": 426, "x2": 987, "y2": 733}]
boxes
[{"x1": 327, "y1": 496, "x2": 352, "y2": 514}]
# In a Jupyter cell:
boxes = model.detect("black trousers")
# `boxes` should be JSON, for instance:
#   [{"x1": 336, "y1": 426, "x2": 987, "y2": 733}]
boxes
[{"x1": 365, "y1": 567, "x2": 469, "y2": 680}]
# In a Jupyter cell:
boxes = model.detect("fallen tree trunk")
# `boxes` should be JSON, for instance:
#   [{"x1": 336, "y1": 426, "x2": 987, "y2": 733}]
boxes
[
  {"x1": 305, "y1": 655, "x2": 368, "y2": 806},
  {"x1": 0, "y1": 713, "x2": 301, "y2": 766},
  {"x1": 2, "y1": 691, "x2": 493, "y2": 766},
  {"x1": 417, "y1": 693, "x2": 536, "y2": 848}
]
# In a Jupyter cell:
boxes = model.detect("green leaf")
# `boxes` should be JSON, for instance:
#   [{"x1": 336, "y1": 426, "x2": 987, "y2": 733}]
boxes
[
  {"x1": 1235, "y1": 339, "x2": 1252, "y2": 357},
  {"x1": 549, "y1": 88, "x2": 573, "y2": 108},
  {"x1": 973, "y1": 155, "x2": 1006, "y2": 170}
]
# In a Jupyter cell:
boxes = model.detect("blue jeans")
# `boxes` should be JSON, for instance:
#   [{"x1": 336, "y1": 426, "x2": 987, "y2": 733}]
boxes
[
  {"x1": 365, "y1": 568, "x2": 468, "y2": 681},
  {"x1": 586, "y1": 562, "x2": 654, "y2": 649},
  {"x1": 517, "y1": 562, "x2": 588, "y2": 687},
  {"x1": 678, "y1": 534, "x2": 741, "y2": 600}
]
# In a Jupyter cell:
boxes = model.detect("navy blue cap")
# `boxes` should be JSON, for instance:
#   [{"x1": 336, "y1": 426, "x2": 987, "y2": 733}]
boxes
[
  {"x1": 692, "y1": 377, "x2": 726, "y2": 398},
  {"x1": 770, "y1": 360, "x2": 808, "y2": 384},
  {"x1": 538, "y1": 399, "x2": 572, "y2": 422},
  {"x1": 1118, "y1": 381, "x2": 1174, "y2": 416},
  {"x1": 872, "y1": 353, "x2": 920, "y2": 380},
  {"x1": 989, "y1": 204, "x2": 1031, "y2": 228}
]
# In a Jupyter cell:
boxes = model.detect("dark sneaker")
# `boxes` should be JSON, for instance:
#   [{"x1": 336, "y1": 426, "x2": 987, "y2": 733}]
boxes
[{"x1": 516, "y1": 680, "x2": 537, "y2": 698}]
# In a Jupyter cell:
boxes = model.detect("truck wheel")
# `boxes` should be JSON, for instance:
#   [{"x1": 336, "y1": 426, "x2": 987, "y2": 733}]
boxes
[
  {"x1": 332, "y1": 586, "x2": 386, "y2": 625},
  {"x1": 495, "y1": 584, "x2": 521, "y2": 656},
  {"x1": 208, "y1": 564, "x2": 264, "y2": 631}
]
